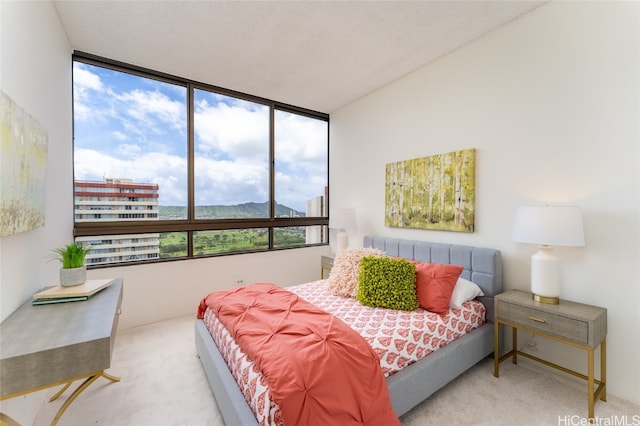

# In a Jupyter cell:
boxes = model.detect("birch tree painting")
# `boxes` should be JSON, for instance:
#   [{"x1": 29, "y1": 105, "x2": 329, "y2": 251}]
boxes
[
  {"x1": 1, "y1": 91, "x2": 48, "y2": 237},
  {"x1": 385, "y1": 148, "x2": 475, "y2": 232}
]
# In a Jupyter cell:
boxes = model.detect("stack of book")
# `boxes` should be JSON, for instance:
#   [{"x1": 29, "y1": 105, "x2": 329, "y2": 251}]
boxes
[{"x1": 32, "y1": 278, "x2": 115, "y2": 305}]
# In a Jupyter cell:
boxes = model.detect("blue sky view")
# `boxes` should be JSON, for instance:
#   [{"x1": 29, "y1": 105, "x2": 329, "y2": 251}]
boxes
[{"x1": 73, "y1": 62, "x2": 327, "y2": 212}]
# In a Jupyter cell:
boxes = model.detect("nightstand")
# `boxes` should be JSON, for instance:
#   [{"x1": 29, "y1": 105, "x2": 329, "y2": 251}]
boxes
[
  {"x1": 493, "y1": 290, "x2": 607, "y2": 420},
  {"x1": 321, "y1": 255, "x2": 334, "y2": 279}
]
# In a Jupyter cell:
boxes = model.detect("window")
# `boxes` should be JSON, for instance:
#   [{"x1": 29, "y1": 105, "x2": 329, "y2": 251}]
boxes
[
  {"x1": 193, "y1": 89, "x2": 270, "y2": 219},
  {"x1": 73, "y1": 52, "x2": 329, "y2": 267}
]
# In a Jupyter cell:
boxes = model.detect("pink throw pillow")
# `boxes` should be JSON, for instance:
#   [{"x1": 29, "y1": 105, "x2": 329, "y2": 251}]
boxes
[{"x1": 413, "y1": 261, "x2": 463, "y2": 315}]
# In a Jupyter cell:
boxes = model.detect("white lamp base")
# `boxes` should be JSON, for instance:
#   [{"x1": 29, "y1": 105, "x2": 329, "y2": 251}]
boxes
[
  {"x1": 336, "y1": 230, "x2": 348, "y2": 252},
  {"x1": 530, "y1": 246, "x2": 560, "y2": 304}
]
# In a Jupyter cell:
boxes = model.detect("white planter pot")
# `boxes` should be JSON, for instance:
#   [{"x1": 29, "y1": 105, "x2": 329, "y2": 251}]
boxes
[{"x1": 60, "y1": 266, "x2": 87, "y2": 287}]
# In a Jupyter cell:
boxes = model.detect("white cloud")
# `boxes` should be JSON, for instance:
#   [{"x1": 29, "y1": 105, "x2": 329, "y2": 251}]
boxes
[
  {"x1": 74, "y1": 63, "x2": 103, "y2": 92},
  {"x1": 194, "y1": 157, "x2": 269, "y2": 206},
  {"x1": 73, "y1": 63, "x2": 105, "y2": 122},
  {"x1": 274, "y1": 110, "x2": 328, "y2": 167},
  {"x1": 194, "y1": 100, "x2": 269, "y2": 160},
  {"x1": 76, "y1": 148, "x2": 277, "y2": 208},
  {"x1": 115, "y1": 143, "x2": 141, "y2": 157},
  {"x1": 74, "y1": 149, "x2": 188, "y2": 205},
  {"x1": 119, "y1": 89, "x2": 185, "y2": 133},
  {"x1": 112, "y1": 131, "x2": 127, "y2": 141}
]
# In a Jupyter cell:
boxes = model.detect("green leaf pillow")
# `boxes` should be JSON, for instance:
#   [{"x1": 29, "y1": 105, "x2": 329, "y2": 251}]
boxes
[{"x1": 357, "y1": 256, "x2": 418, "y2": 311}]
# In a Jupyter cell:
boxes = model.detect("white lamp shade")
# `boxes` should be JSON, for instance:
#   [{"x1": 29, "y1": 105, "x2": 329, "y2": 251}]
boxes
[
  {"x1": 512, "y1": 206, "x2": 585, "y2": 247},
  {"x1": 329, "y1": 208, "x2": 356, "y2": 230}
]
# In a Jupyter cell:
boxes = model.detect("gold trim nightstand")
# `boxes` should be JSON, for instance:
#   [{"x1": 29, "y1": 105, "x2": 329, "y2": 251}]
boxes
[
  {"x1": 493, "y1": 290, "x2": 607, "y2": 420},
  {"x1": 321, "y1": 255, "x2": 334, "y2": 279}
]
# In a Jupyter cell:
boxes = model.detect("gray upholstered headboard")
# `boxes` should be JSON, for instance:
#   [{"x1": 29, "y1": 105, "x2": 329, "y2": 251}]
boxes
[{"x1": 363, "y1": 236, "x2": 503, "y2": 321}]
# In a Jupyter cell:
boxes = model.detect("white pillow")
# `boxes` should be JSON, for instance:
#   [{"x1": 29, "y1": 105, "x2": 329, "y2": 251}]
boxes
[{"x1": 449, "y1": 277, "x2": 484, "y2": 309}]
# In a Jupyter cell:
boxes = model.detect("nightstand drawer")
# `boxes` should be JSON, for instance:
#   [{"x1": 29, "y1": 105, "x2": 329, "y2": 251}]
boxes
[
  {"x1": 497, "y1": 300, "x2": 588, "y2": 345},
  {"x1": 495, "y1": 290, "x2": 606, "y2": 348}
]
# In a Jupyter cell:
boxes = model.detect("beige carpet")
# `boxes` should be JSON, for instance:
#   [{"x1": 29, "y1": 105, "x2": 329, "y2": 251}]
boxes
[{"x1": 34, "y1": 315, "x2": 638, "y2": 426}]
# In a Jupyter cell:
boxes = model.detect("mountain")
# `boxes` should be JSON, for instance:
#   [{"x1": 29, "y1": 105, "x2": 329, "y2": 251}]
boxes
[{"x1": 159, "y1": 201, "x2": 304, "y2": 219}]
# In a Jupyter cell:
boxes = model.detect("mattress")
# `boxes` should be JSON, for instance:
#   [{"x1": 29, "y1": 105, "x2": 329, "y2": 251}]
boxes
[{"x1": 201, "y1": 279, "x2": 486, "y2": 425}]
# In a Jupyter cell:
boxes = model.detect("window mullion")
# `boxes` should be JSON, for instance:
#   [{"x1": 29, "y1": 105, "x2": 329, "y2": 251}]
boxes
[
  {"x1": 269, "y1": 104, "x2": 276, "y2": 249},
  {"x1": 187, "y1": 83, "x2": 195, "y2": 257}
]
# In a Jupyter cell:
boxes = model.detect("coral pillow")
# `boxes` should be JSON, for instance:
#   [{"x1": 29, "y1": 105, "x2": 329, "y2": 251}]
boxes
[
  {"x1": 413, "y1": 261, "x2": 463, "y2": 315},
  {"x1": 326, "y1": 248, "x2": 387, "y2": 297},
  {"x1": 357, "y1": 256, "x2": 419, "y2": 311}
]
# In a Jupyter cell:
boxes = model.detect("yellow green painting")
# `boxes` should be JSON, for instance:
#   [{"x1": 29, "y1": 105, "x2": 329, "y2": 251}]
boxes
[
  {"x1": 385, "y1": 148, "x2": 475, "y2": 232},
  {"x1": 1, "y1": 91, "x2": 48, "y2": 237}
]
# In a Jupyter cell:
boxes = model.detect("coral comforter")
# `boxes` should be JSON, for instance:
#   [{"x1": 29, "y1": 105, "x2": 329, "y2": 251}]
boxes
[{"x1": 197, "y1": 283, "x2": 399, "y2": 426}]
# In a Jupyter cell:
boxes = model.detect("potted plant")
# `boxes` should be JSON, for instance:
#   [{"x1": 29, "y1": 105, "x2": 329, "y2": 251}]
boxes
[{"x1": 52, "y1": 243, "x2": 91, "y2": 287}]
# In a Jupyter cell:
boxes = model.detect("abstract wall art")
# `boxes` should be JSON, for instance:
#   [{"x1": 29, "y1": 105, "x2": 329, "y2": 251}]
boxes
[
  {"x1": 385, "y1": 148, "x2": 475, "y2": 232},
  {"x1": 1, "y1": 91, "x2": 48, "y2": 237}
]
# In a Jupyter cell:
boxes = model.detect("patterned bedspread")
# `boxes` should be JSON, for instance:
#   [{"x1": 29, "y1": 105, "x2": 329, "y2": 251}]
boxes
[{"x1": 201, "y1": 279, "x2": 486, "y2": 425}]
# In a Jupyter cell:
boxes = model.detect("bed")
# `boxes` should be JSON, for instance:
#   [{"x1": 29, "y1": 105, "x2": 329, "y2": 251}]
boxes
[{"x1": 195, "y1": 235, "x2": 503, "y2": 425}]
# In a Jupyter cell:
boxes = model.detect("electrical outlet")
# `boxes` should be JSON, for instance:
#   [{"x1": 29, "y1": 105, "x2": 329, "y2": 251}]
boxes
[
  {"x1": 235, "y1": 279, "x2": 245, "y2": 285},
  {"x1": 522, "y1": 333, "x2": 538, "y2": 352}
]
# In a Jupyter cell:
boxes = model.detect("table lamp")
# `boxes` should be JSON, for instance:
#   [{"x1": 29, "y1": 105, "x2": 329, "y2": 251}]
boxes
[
  {"x1": 512, "y1": 205, "x2": 585, "y2": 304},
  {"x1": 329, "y1": 208, "x2": 356, "y2": 252}
]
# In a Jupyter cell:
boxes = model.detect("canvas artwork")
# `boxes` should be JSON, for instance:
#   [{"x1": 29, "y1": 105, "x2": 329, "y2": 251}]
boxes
[
  {"x1": 385, "y1": 148, "x2": 475, "y2": 232},
  {"x1": 1, "y1": 91, "x2": 48, "y2": 237}
]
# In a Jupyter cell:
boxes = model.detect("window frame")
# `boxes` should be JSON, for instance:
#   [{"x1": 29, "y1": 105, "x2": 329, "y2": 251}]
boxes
[{"x1": 72, "y1": 51, "x2": 329, "y2": 266}]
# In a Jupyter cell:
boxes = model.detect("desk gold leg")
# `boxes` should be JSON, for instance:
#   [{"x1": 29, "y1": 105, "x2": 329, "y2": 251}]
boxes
[
  {"x1": 1, "y1": 412, "x2": 21, "y2": 426},
  {"x1": 101, "y1": 371, "x2": 121, "y2": 383},
  {"x1": 49, "y1": 382, "x2": 72, "y2": 402},
  {"x1": 588, "y1": 348, "x2": 595, "y2": 422},
  {"x1": 49, "y1": 371, "x2": 119, "y2": 403},
  {"x1": 50, "y1": 371, "x2": 120, "y2": 426},
  {"x1": 51, "y1": 374, "x2": 100, "y2": 426}
]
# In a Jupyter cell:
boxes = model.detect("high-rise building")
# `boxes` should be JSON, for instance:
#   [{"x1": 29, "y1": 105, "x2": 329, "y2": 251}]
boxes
[
  {"x1": 74, "y1": 178, "x2": 160, "y2": 265},
  {"x1": 305, "y1": 186, "x2": 328, "y2": 244}
]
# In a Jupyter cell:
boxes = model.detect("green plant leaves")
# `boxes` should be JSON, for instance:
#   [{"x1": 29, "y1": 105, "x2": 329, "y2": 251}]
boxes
[{"x1": 52, "y1": 243, "x2": 90, "y2": 269}]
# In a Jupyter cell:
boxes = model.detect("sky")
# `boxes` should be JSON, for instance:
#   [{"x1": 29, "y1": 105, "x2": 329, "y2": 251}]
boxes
[{"x1": 73, "y1": 61, "x2": 328, "y2": 212}]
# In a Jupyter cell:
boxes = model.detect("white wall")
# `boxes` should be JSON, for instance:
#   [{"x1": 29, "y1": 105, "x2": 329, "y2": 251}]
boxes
[
  {"x1": 89, "y1": 245, "x2": 328, "y2": 330},
  {"x1": 1, "y1": 1, "x2": 73, "y2": 423},
  {"x1": 0, "y1": 1, "x2": 73, "y2": 322},
  {"x1": 331, "y1": 1, "x2": 639, "y2": 405}
]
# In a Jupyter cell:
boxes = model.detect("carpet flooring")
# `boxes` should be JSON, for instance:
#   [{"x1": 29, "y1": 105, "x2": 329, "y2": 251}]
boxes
[{"x1": 34, "y1": 315, "x2": 639, "y2": 426}]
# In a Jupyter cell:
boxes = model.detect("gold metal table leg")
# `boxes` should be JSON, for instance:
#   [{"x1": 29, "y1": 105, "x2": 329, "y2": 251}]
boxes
[
  {"x1": 48, "y1": 382, "x2": 72, "y2": 402},
  {"x1": 494, "y1": 319, "x2": 606, "y2": 421},
  {"x1": 101, "y1": 371, "x2": 121, "y2": 383},
  {"x1": 50, "y1": 371, "x2": 120, "y2": 426},
  {"x1": 601, "y1": 339, "x2": 607, "y2": 402},
  {"x1": 588, "y1": 348, "x2": 595, "y2": 421},
  {"x1": 1, "y1": 412, "x2": 21, "y2": 426},
  {"x1": 493, "y1": 321, "x2": 500, "y2": 377},
  {"x1": 512, "y1": 327, "x2": 518, "y2": 364}
]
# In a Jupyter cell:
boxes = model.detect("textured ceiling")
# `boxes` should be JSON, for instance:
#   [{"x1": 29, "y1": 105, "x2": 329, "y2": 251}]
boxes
[{"x1": 53, "y1": 1, "x2": 545, "y2": 113}]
